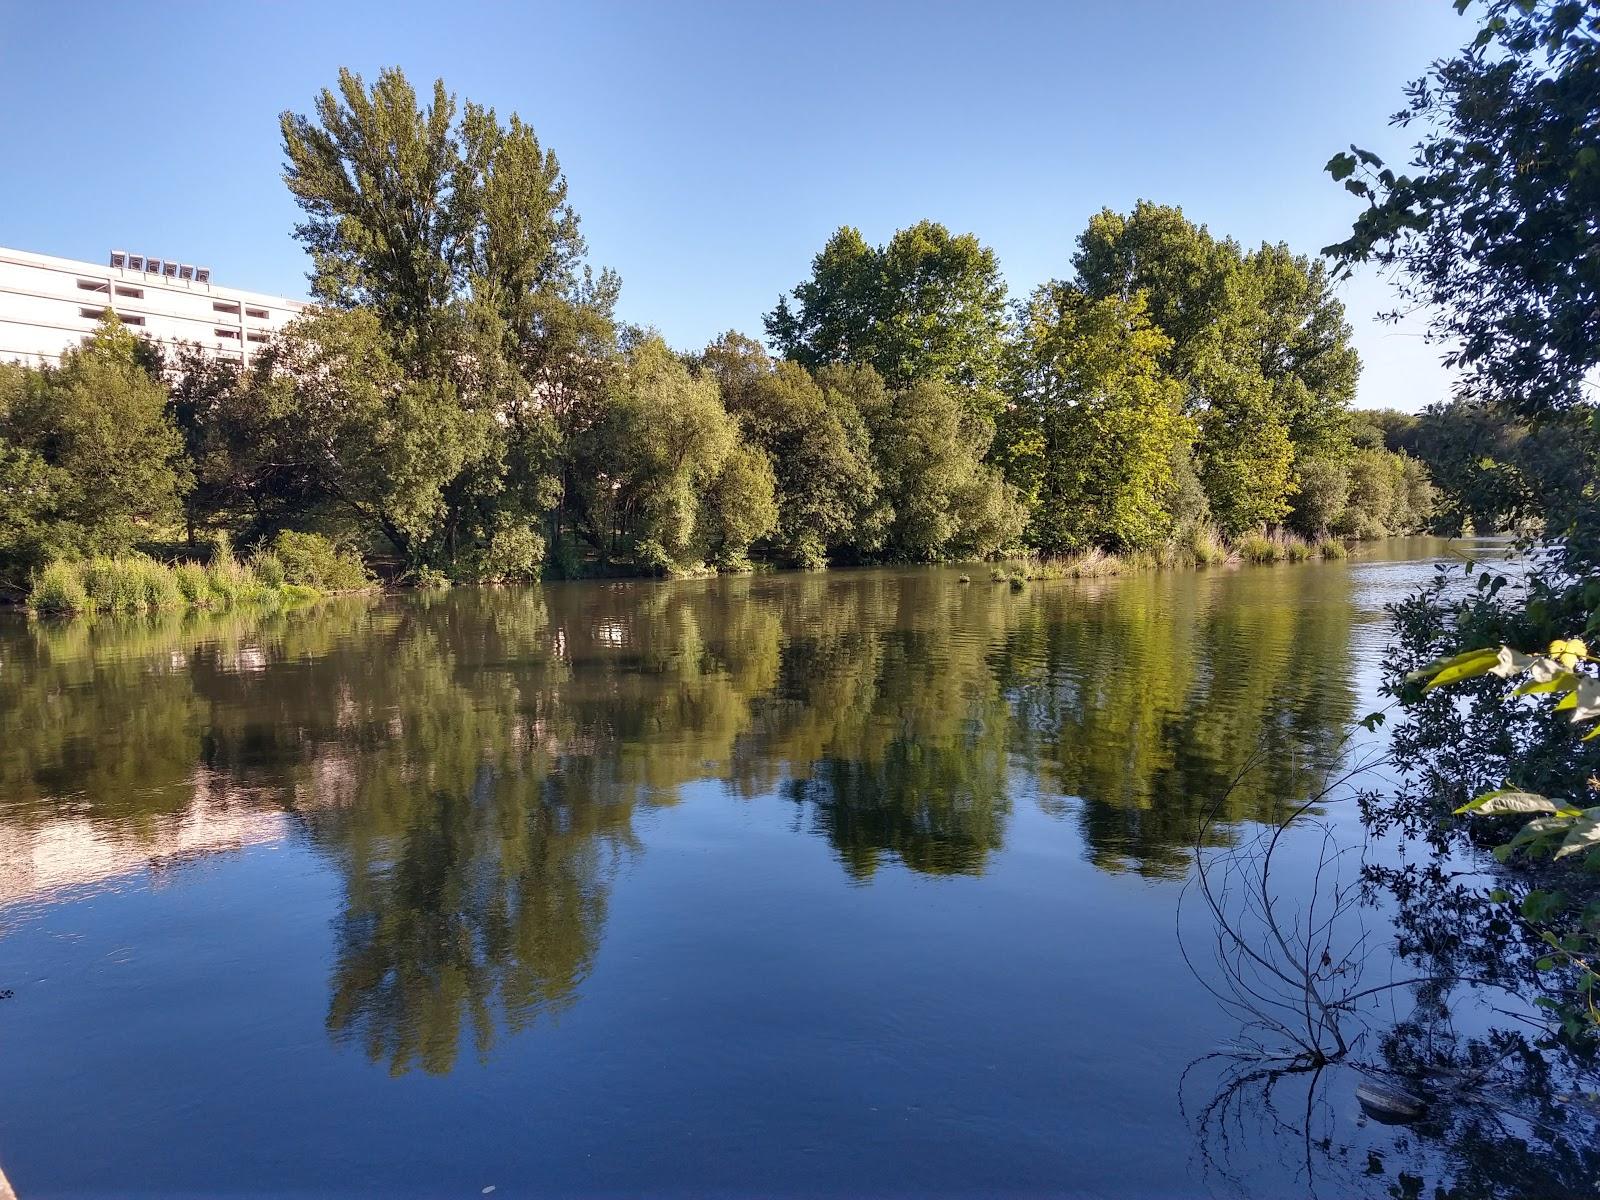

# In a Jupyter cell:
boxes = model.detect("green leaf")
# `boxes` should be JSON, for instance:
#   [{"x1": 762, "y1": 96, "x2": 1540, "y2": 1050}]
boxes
[
  {"x1": 1555, "y1": 809, "x2": 1600, "y2": 859},
  {"x1": 1456, "y1": 788, "x2": 1559, "y2": 816},
  {"x1": 1419, "y1": 646, "x2": 1503, "y2": 691},
  {"x1": 1326, "y1": 152, "x2": 1358, "y2": 182}
]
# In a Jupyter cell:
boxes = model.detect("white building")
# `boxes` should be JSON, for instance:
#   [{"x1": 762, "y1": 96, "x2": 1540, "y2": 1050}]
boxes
[{"x1": 0, "y1": 244, "x2": 306, "y2": 367}]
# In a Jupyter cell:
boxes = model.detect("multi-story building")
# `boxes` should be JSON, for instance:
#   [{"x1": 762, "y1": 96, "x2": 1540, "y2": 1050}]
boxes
[{"x1": 0, "y1": 244, "x2": 306, "y2": 367}]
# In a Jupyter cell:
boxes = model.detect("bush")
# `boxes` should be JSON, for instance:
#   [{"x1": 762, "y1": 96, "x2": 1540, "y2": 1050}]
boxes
[
  {"x1": 30, "y1": 560, "x2": 88, "y2": 613},
  {"x1": 174, "y1": 561, "x2": 211, "y2": 605},
  {"x1": 250, "y1": 551, "x2": 286, "y2": 588},
  {"x1": 1237, "y1": 532, "x2": 1280, "y2": 563},
  {"x1": 1185, "y1": 523, "x2": 1229, "y2": 566},
  {"x1": 137, "y1": 559, "x2": 184, "y2": 610},
  {"x1": 1317, "y1": 538, "x2": 1349, "y2": 560},
  {"x1": 270, "y1": 531, "x2": 371, "y2": 591}
]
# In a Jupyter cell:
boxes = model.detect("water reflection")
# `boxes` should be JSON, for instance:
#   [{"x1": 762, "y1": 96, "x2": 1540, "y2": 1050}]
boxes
[{"x1": 0, "y1": 562, "x2": 1358, "y2": 1073}]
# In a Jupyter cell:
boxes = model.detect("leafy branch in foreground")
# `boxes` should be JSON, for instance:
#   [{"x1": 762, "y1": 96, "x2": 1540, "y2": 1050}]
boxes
[{"x1": 1409, "y1": 631, "x2": 1600, "y2": 1034}]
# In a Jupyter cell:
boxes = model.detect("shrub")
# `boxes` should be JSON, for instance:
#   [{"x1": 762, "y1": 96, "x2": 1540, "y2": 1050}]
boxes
[
  {"x1": 30, "y1": 561, "x2": 88, "y2": 613},
  {"x1": 136, "y1": 559, "x2": 184, "y2": 610},
  {"x1": 1317, "y1": 538, "x2": 1349, "y2": 560},
  {"x1": 1237, "y1": 532, "x2": 1280, "y2": 564},
  {"x1": 174, "y1": 561, "x2": 211, "y2": 605},
  {"x1": 1186, "y1": 523, "x2": 1229, "y2": 566},
  {"x1": 271, "y1": 531, "x2": 371, "y2": 591},
  {"x1": 250, "y1": 551, "x2": 286, "y2": 588}
]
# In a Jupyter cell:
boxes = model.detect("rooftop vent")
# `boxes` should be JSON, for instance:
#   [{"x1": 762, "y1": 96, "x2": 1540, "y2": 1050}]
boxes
[
  {"x1": 127, "y1": 254, "x2": 145, "y2": 272},
  {"x1": 162, "y1": 261, "x2": 178, "y2": 278},
  {"x1": 145, "y1": 257, "x2": 162, "y2": 275},
  {"x1": 110, "y1": 250, "x2": 126, "y2": 268},
  {"x1": 179, "y1": 264, "x2": 194, "y2": 281},
  {"x1": 195, "y1": 266, "x2": 211, "y2": 284}
]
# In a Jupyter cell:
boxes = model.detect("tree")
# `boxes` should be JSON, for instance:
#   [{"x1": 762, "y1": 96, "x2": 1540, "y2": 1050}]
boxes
[
  {"x1": 1006, "y1": 286, "x2": 1193, "y2": 552},
  {"x1": 571, "y1": 336, "x2": 773, "y2": 572},
  {"x1": 697, "y1": 332, "x2": 879, "y2": 568},
  {"x1": 0, "y1": 316, "x2": 188, "y2": 578},
  {"x1": 1324, "y1": 0, "x2": 1600, "y2": 422},
  {"x1": 1286, "y1": 455, "x2": 1349, "y2": 538},
  {"x1": 256, "y1": 309, "x2": 493, "y2": 569},
  {"x1": 766, "y1": 220, "x2": 1009, "y2": 414},
  {"x1": 1073, "y1": 202, "x2": 1359, "y2": 533},
  {"x1": 281, "y1": 66, "x2": 619, "y2": 576},
  {"x1": 1325, "y1": 0, "x2": 1600, "y2": 1039},
  {"x1": 857, "y1": 374, "x2": 1025, "y2": 561}
]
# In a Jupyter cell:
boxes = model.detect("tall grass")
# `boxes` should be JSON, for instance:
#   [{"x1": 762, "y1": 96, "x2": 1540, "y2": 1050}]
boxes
[
  {"x1": 25, "y1": 535, "x2": 365, "y2": 616},
  {"x1": 985, "y1": 527, "x2": 1349, "y2": 587}
]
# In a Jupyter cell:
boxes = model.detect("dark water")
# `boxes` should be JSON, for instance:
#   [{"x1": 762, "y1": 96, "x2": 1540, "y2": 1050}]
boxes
[{"x1": 0, "y1": 542, "x2": 1480, "y2": 1197}]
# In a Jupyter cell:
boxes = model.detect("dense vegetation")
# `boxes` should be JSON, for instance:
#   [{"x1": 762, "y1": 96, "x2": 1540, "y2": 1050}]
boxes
[
  {"x1": 0, "y1": 67, "x2": 1458, "y2": 598},
  {"x1": 1325, "y1": 0, "x2": 1600, "y2": 1048}
]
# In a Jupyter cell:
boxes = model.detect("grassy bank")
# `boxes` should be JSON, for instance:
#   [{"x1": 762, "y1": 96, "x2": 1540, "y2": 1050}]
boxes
[
  {"x1": 28, "y1": 533, "x2": 373, "y2": 616},
  {"x1": 988, "y1": 530, "x2": 1351, "y2": 586}
]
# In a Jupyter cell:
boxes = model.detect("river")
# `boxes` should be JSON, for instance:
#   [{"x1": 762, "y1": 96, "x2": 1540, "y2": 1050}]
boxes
[{"x1": 0, "y1": 539, "x2": 1507, "y2": 1197}]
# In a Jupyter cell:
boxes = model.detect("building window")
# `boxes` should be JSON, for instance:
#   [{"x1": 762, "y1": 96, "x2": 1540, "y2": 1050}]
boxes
[
  {"x1": 215, "y1": 328, "x2": 240, "y2": 339},
  {"x1": 79, "y1": 308, "x2": 144, "y2": 326},
  {"x1": 115, "y1": 285, "x2": 143, "y2": 299},
  {"x1": 77, "y1": 279, "x2": 109, "y2": 293},
  {"x1": 245, "y1": 307, "x2": 268, "y2": 319},
  {"x1": 213, "y1": 301, "x2": 240, "y2": 315}
]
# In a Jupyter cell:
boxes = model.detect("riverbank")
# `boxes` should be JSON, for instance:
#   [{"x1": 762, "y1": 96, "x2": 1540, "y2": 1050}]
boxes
[
  {"x1": 986, "y1": 530, "x2": 1351, "y2": 585},
  {"x1": 25, "y1": 533, "x2": 373, "y2": 616}
]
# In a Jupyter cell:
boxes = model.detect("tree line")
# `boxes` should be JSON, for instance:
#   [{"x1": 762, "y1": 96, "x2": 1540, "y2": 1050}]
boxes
[{"x1": 0, "y1": 67, "x2": 1467, "y2": 593}]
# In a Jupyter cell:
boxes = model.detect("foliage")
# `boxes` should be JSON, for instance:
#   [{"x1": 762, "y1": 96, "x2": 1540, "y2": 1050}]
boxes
[
  {"x1": 25, "y1": 550, "x2": 317, "y2": 616},
  {"x1": 1005, "y1": 286, "x2": 1193, "y2": 553},
  {"x1": 766, "y1": 221, "x2": 1009, "y2": 415},
  {"x1": 1071, "y1": 201, "x2": 1360, "y2": 536},
  {"x1": 269, "y1": 531, "x2": 373, "y2": 591},
  {"x1": 1323, "y1": 0, "x2": 1600, "y2": 421},
  {"x1": 1325, "y1": 0, "x2": 1600, "y2": 1045},
  {"x1": 697, "y1": 333, "x2": 879, "y2": 566},
  {"x1": 860, "y1": 376, "x2": 1025, "y2": 561},
  {"x1": 570, "y1": 336, "x2": 775, "y2": 575},
  {"x1": 280, "y1": 66, "x2": 615, "y2": 579},
  {"x1": 0, "y1": 317, "x2": 189, "y2": 589}
]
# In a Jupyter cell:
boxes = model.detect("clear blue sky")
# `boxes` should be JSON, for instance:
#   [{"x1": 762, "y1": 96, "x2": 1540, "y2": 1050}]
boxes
[{"x1": 1, "y1": 1, "x2": 1473, "y2": 411}]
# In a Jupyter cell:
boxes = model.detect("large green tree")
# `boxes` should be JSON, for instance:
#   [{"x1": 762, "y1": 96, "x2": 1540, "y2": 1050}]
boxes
[
  {"x1": 697, "y1": 332, "x2": 879, "y2": 567},
  {"x1": 851, "y1": 370, "x2": 1025, "y2": 561},
  {"x1": 280, "y1": 66, "x2": 619, "y2": 576},
  {"x1": 765, "y1": 221, "x2": 1009, "y2": 415},
  {"x1": 254, "y1": 309, "x2": 494, "y2": 569},
  {"x1": 0, "y1": 317, "x2": 189, "y2": 584},
  {"x1": 1006, "y1": 287, "x2": 1193, "y2": 552},
  {"x1": 570, "y1": 336, "x2": 775, "y2": 572},
  {"x1": 1324, "y1": 0, "x2": 1600, "y2": 423},
  {"x1": 1073, "y1": 202, "x2": 1359, "y2": 534}
]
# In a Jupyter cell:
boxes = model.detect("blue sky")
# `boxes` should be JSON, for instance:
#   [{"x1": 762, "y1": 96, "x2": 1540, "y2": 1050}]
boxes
[{"x1": 1, "y1": 1, "x2": 1473, "y2": 410}]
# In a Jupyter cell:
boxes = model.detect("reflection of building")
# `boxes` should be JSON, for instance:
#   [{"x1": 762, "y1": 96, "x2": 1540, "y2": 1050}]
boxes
[
  {"x1": 0, "y1": 783, "x2": 287, "y2": 911},
  {"x1": 0, "y1": 244, "x2": 304, "y2": 366}
]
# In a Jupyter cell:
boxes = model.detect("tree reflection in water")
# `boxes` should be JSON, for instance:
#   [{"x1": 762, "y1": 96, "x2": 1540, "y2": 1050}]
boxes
[{"x1": 1, "y1": 563, "x2": 1358, "y2": 1076}]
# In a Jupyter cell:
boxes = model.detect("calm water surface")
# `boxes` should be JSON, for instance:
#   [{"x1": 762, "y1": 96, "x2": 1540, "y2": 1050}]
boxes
[{"x1": 0, "y1": 542, "x2": 1483, "y2": 1197}]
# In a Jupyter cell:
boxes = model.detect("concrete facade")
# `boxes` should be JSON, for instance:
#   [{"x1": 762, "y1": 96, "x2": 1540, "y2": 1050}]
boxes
[{"x1": 0, "y1": 244, "x2": 305, "y2": 366}]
